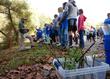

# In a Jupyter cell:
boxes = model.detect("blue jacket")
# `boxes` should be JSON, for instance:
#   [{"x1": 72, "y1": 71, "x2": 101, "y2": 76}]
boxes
[
  {"x1": 104, "y1": 18, "x2": 110, "y2": 24},
  {"x1": 36, "y1": 29, "x2": 43, "y2": 38}
]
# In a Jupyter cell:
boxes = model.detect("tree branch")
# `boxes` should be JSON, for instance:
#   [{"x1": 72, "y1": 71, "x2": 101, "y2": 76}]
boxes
[
  {"x1": 0, "y1": 11, "x2": 8, "y2": 14},
  {"x1": 0, "y1": 30, "x2": 7, "y2": 37}
]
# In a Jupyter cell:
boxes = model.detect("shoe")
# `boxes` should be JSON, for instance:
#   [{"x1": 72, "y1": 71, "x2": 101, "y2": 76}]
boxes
[
  {"x1": 69, "y1": 45, "x2": 73, "y2": 48},
  {"x1": 56, "y1": 43, "x2": 61, "y2": 46},
  {"x1": 31, "y1": 45, "x2": 35, "y2": 48}
]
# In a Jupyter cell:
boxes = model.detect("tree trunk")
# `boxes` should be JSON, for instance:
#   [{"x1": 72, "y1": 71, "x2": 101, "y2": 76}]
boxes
[
  {"x1": 7, "y1": 8, "x2": 14, "y2": 48},
  {"x1": 7, "y1": 6, "x2": 21, "y2": 48}
]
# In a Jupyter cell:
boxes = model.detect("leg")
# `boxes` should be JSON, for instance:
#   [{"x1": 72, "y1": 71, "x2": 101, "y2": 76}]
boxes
[
  {"x1": 24, "y1": 33, "x2": 34, "y2": 47},
  {"x1": 18, "y1": 33, "x2": 25, "y2": 49},
  {"x1": 68, "y1": 19, "x2": 74, "y2": 47},
  {"x1": 79, "y1": 30, "x2": 85, "y2": 48}
]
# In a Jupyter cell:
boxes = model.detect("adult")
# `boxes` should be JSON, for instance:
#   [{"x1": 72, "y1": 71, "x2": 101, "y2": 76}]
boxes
[
  {"x1": 64, "y1": 0, "x2": 78, "y2": 47},
  {"x1": 89, "y1": 26, "x2": 96, "y2": 42},
  {"x1": 18, "y1": 18, "x2": 34, "y2": 50}
]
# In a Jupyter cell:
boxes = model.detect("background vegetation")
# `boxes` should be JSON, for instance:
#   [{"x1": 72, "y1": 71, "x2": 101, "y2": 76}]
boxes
[{"x1": 0, "y1": 0, "x2": 51, "y2": 49}]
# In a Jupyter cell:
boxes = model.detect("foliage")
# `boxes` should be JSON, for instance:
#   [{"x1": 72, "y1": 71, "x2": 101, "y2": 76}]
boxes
[
  {"x1": 30, "y1": 9, "x2": 52, "y2": 29},
  {"x1": 0, "y1": 44, "x2": 52, "y2": 75},
  {"x1": 0, "y1": 0, "x2": 32, "y2": 48},
  {"x1": 38, "y1": 14, "x2": 52, "y2": 28},
  {"x1": 60, "y1": 48, "x2": 83, "y2": 70}
]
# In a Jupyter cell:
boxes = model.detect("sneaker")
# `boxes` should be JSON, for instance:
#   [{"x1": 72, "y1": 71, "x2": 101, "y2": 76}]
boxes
[
  {"x1": 56, "y1": 43, "x2": 61, "y2": 46},
  {"x1": 69, "y1": 45, "x2": 73, "y2": 48},
  {"x1": 31, "y1": 45, "x2": 35, "y2": 48}
]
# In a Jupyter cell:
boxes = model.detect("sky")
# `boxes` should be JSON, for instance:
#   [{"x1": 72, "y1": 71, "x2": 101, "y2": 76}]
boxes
[{"x1": 27, "y1": 0, "x2": 110, "y2": 24}]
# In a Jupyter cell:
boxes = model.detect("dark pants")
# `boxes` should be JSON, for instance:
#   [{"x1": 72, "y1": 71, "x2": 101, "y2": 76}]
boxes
[
  {"x1": 68, "y1": 18, "x2": 77, "y2": 46},
  {"x1": 68, "y1": 18, "x2": 77, "y2": 32},
  {"x1": 79, "y1": 30, "x2": 85, "y2": 48}
]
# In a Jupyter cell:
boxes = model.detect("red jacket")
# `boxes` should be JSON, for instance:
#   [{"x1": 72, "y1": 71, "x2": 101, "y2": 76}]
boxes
[{"x1": 78, "y1": 14, "x2": 86, "y2": 32}]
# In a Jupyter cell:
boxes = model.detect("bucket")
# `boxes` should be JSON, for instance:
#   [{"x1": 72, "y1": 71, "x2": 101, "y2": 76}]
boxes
[{"x1": 104, "y1": 35, "x2": 110, "y2": 64}]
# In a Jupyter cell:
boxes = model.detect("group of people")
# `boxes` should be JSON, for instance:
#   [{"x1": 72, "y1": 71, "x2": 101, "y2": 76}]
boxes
[
  {"x1": 18, "y1": 0, "x2": 87, "y2": 50},
  {"x1": 18, "y1": 0, "x2": 110, "y2": 65},
  {"x1": 38, "y1": 0, "x2": 87, "y2": 49},
  {"x1": 86, "y1": 26, "x2": 96, "y2": 42},
  {"x1": 50, "y1": 0, "x2": 87, "y2": 49}
]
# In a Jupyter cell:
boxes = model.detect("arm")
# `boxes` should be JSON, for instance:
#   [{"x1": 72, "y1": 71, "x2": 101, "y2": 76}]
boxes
[
  {"x1": 59, "y1": 4, "x2": 69, "y2": 25},
  {"x1": 59, "y1": 11, "x2": 68, "y2": 24}
]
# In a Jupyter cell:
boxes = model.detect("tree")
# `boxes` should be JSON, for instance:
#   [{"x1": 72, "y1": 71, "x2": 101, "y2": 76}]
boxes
[
  {"x1": 39, "y1": 14, "x2": 52, "y2": 28},
  {"x1": 0, "y1": 0, "x2": 32, "y2": 48}
]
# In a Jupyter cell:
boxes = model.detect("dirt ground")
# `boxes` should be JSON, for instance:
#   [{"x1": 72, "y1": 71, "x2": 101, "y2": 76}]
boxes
[{"x1": 0, "y1": 38, "x2": 110, "y2": 79}]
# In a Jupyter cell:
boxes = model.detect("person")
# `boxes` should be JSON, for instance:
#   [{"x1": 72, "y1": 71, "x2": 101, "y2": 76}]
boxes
[
  {"x1": 89, "y1": 26, "x2": 96, "y2": 42},
  {"x1": 49, "y1": 23, "x2": 56, "y2": 44},
  {"x1": 78, "y1": 9, "x2": 86, "y2": 48},
  {"x1": 58, "y1": 6, "x2": 68, "y2": 48},
  {"x1": 36, "y1": 27, "x2": 43, "y2": 43},
  {"x1": 18, "y1": 18, "x2": 34, "y2": 50},
  {"x1": 102, "y1": 13, "x2": 110, "y2": 64},
  {"x1": 104, "y1": 13, "x2": 110, "y2": 25},
  {"x1": 43, "y1": 24, "x2": 51, "y2": 44},
  {"x1": 86, "y1": 28, "x2": 90, "y2": 41},
  {"x1": 52, "y1": 14, "x2": 59, "y2": 44},
  {"x1": 64, "y1": 0, "x2": 78, "y2": 47},
  {"x1": 92, "y1": 26, "x2": 96, "y2": 42}
]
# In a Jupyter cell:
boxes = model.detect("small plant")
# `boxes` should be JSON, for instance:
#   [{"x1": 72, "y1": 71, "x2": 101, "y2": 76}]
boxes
[{"x1": 60, "y1": 48, "x2": 83, "y2": 70}]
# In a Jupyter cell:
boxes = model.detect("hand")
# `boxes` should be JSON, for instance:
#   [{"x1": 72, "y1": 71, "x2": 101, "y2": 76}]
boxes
[{"x1": 58, "y1": 21, "x2": 61, "y2": 26}]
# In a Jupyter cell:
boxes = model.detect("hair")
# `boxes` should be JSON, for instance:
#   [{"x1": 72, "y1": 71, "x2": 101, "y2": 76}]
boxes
[
  {"x1": 107, "y1": 13, "x2": 110, "y2": 17},
  {"x1": 79, "y1": 9, "x2": 83, "y2": 14},
  {"x1": 58, "y1": 7, "x2": 63, "y2": 13},
  {"x1": 69, "y1": 0, "x2": 76, "y2": 7},
  {"x1": 44, "y1": 23, "x2": 47, "y2": 26},
  {"x1": 63, "y1": 2, "x2": 67, "y2": 9},
  {"x1": 54, "y1": 14, "x2": 58, "y2": 18}
]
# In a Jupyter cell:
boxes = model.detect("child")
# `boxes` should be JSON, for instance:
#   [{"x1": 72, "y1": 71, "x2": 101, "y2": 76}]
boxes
[
  {"x1": 53, "y1": 14, "x2": 59, "y2": 44},
  {"x1": 58, "y1": 5, "x2": 68, "y2": 48},
  {"x1": 36, "y1": 27, "x2": 43, "y2": 43},
  {"x1": 78, "y1": 9, "x2": 86, "y2": 48},
  {"x1": 43, "y1": 24, "x2": 51, "y2": 44}
]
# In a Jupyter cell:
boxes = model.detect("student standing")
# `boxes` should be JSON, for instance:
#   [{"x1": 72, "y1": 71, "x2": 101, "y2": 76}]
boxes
[
  {"x1": 58, "y1": 6, "x2": 68, "y2": 48},
  {"x1": 78, "y1": 9, "x2": 86, "y2": 48},
  {"x1": 64, "y1": 0, "x2": 78, "y2": 47}
]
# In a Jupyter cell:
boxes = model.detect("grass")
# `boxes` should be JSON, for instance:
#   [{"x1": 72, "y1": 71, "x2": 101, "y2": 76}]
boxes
[
  {"x1": 0, "y1": 42, "x2": 100, "y2": 75},
  {"x1": 0, "y1": 44, "x2": 53, "y2": 75}
]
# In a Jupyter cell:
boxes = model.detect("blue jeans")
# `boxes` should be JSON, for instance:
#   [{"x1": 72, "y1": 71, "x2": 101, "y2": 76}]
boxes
[
  {"x1": 60, "y1": 19, "x2": 68, "y2": 47},
  {"x1": 60, "y1": 30, "x2": 68, "y2": 47},
  {"x1": 104, "y1": 35, "x2": 110, "y2": 64},
  {"x1": 79, "y1": 30, "x2": 85, "y2": 48}
]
